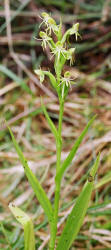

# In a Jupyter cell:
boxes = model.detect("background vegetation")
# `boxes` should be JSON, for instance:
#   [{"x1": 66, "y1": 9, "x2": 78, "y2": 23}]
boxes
[{"x1": 0, "y1": 0, "x2": 111, "y2": 249}]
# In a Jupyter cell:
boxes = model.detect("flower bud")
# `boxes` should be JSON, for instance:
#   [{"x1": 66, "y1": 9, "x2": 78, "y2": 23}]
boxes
[
  {"x1": 64, "y1": 71, "x2": 71, "y2": 78},
  {"x1": 39, "y1": 31, "x2": 47, "y2": 38},
  {"x1": 41, "y1": 12, "x2": 49, "y2": 18}
]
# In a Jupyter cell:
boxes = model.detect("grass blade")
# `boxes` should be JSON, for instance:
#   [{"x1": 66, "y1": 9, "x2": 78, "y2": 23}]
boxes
[
  {"x1": 0, "y1": 222, "x2": 12, "y2": 250},
  {"x1": 56, "y1": 115, "x2": 96, "y2": 181},
  {"x1": 0, "y1": 64, "x2": 32, "y2": 95},
  {"x1": 56, "y1": 154, "x2": 100, "y2": 250},
  {"x1": 41, "y1": 99, "x2": 58, "y2": 140},
  {"x1": 8, "y1": 126, "x2": 53, "y2": 225},
  {"x1": 95, "y1": 171, "x2": 111, "y2": 189},
  {"x1": 0, "y1": 0, "x2": 30, "y2": 34},
  {"x1": 9, "y1": 203, "x2": 35, "y2": 250}
]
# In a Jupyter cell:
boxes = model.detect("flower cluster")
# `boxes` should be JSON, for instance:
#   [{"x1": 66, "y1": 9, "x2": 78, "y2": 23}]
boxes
[{"x1": 35, "y1": 12, "x2": 80, "y2": 100}]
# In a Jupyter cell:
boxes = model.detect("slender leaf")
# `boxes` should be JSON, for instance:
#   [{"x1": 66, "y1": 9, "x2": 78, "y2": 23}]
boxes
[
  {"x1": 56, "y1": 155, "x2": 100, "y2": 250},
  {"x1": 56, "y1": 115, "x2": 96, "y2": 181},
  {"x1": 9, "y1": 203, "x2": 35, "y2": 250},
  {"x1": 0, "y1": 64, "x2": 32, "y2": 95},
  {"x1": 0, "y1": 0, "x2": 30, "y2": 33},
  {"x1": 41, "y1": 99, "x2": 58, "y2": 140},
  {"x1": 8, "y1": 126, "x2": 53, "y2": 225},
  {"x1": 43, "y1": 71, "x2": 57, "y2": 90},
  {"x1": 95, "y1": 171, "x2": 111, "y2": 189},
  {"x1": 0, "y1": 222, "x2": 12, "y2": 250}
]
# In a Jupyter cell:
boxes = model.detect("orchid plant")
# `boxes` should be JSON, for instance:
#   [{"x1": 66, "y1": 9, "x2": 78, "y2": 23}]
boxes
[{"x1": 8, "y1": 13, "x2": 99, "y2": 250}]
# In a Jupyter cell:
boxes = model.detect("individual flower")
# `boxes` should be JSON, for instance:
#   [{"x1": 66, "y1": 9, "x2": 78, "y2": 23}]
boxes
[
  {"x1": 66, "y1": 48, "x2": 75, "y2": 65},
  {"x1": 51, "y1": 41, "x2": 67, "y2": 61},
  {"x1": 34, "y1": 69, "x2": 44, "y2": 84},
  {"x1": 40, "y1": 12, "x2": 59, "y2": 35},
  {"x1": 39, "y1": 31, "x2": 52, "y2": 49},
  {"x1": 60, "y1": 71, "x2": 74, "y2": 87},
  {"x1": 61, "y1": 23, "x2": 80, "y2": 44},
  {"x1": 59, "y1": 71, "x2": 75, "y2": 98},
  {"x1": 68, "y1": 23, "x2": 80, "y2": 40}
]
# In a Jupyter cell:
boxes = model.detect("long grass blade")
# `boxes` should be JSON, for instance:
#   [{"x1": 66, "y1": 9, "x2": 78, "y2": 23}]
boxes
[
  {"x1": 56, "y1": 154, "x2": 100, "y2": 250},
  {"x1": 0, "y1": 64, "x2": 32, "y2": 95},
  {"x1": 0, "y1": 222, "x2": 12, "y2": 250},
  {"x1": 9, "y1": 203, "x2": 35, "y2": 250},
  {"x1": 95, "y1": 171, "x2": 111, "y2": 189},
  {"x1": 8, "y1": 126, "x2": 53, "y2": 225},
  {"x1": 56, "y1": 115, "x2": 96, "y2": 181}
]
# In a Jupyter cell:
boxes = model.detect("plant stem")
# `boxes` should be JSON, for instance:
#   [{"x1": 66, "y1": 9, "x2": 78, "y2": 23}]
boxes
[{"x1": 49, "y1": 99, "x2": 64, "y2": 250}]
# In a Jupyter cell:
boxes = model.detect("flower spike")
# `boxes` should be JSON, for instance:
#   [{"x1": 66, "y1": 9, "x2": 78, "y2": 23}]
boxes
[{"x1": 35, "y1": 12, "x2": 80, "y2": 100}]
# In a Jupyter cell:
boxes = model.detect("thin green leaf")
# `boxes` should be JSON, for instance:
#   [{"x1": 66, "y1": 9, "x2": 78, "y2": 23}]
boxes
[
  {"x1": 0, "y1": 0, "x2": 30, "y2": 34},
  {"x1": 0, "y1": 222, "x2": 12, "y2": 250},
  {"x1": 43, "y1": 71, "x2": 57, "y2": 90},
  {"x1": 41, "y1": 99, "x2": 58, "y2": 140},
  {"x1": 9, "y1": 203, "x2": 35, "y2": 250},
  {"x1": 56, "y1": 115, "x2": 96, "y2": 181},
  {"x1": 56, "y1": 155, "x2": 100, "y2": 250},
  {"x1": 8, "y1": 126, "x2": 53, "y2": 225},
  {"x1": 0, "y1": 64, "x2": 32, "y2": 95},
  {"x1": 95, "y1": 171, "x2": 111, "y2": 189}
]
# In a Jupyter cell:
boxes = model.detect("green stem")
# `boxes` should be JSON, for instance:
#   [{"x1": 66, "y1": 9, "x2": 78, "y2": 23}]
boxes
[
  {"x1": 58, "y1": 100, "x2": 64, "y2": 142},
  {"x1": 49, "y1": 100, "x2": 64, "y2": 250}
]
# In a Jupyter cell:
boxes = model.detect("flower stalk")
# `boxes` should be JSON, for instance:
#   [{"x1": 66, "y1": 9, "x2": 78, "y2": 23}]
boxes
[{"x1": 35, "y1": 12, "x2": 80, "y2": 249}]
